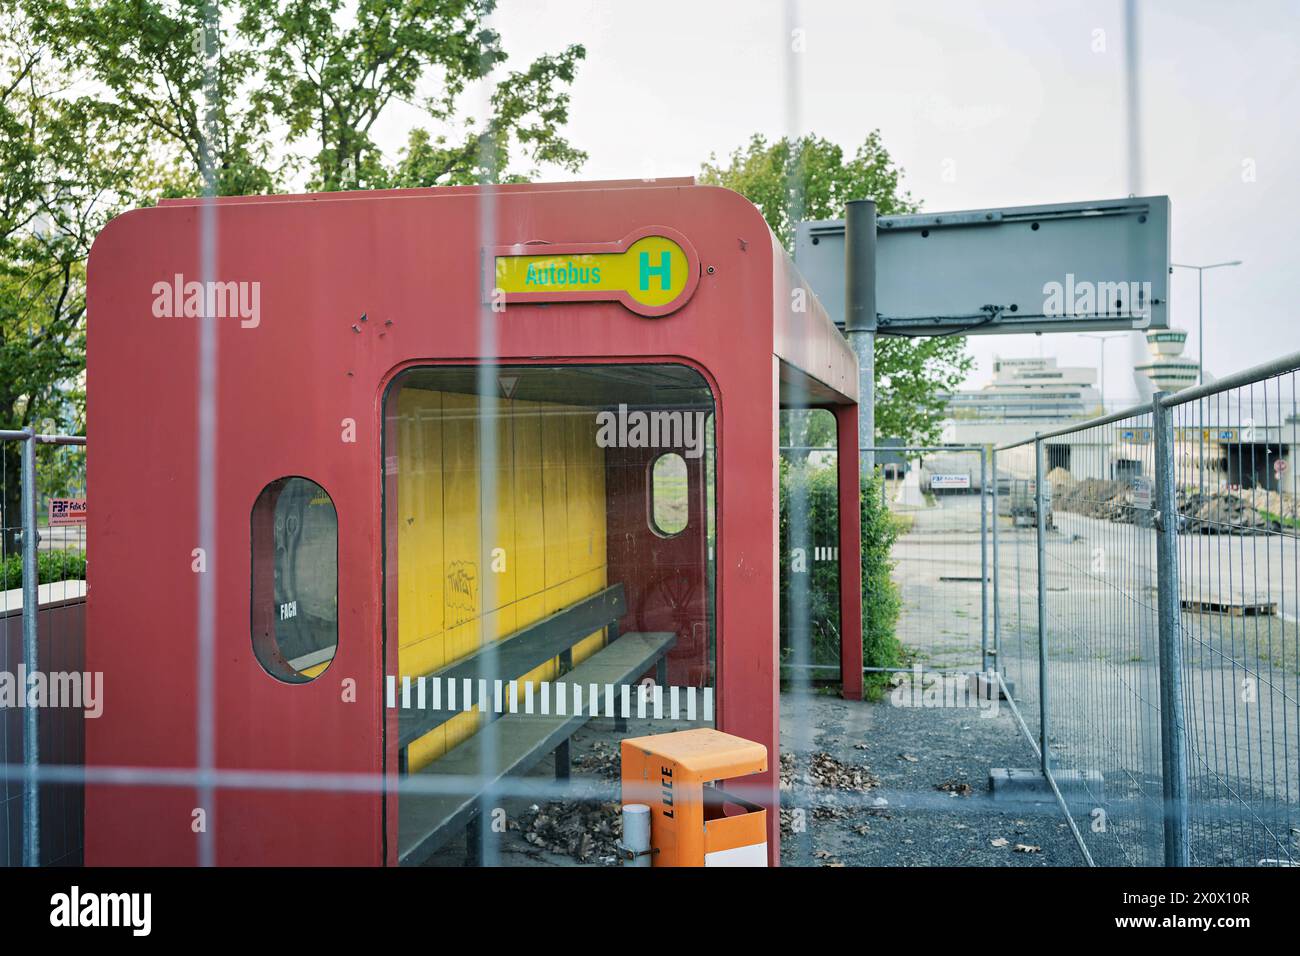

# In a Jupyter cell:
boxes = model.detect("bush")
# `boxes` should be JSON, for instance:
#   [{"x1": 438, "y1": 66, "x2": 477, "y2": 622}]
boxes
[
  {"x1": 0, "y1": 549, "x2": 87, "y2": 591},
  {"x1": 779, "y1": 461, "x2": 902, "y2": 699}
]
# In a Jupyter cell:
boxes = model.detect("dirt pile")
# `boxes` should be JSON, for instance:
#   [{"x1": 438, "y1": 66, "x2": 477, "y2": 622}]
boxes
[
  {"x1": 1045, "y1": 466, "x2": 1073, "y2": 488},
  {"x1": 1051, "y1": 471, "x2": 1295, "y2": 535},
  {"x1": 1052, "y1": 477, "x2": 1143, "y2": 524},
  {"x1": 1185, "y1": 489, "x2": 1294, "y2": 535}
]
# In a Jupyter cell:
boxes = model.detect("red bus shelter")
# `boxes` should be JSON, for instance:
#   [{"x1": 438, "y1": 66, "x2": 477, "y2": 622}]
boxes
[{"x1": 84, "y1": 178, "x2": 862, "y2": 866}]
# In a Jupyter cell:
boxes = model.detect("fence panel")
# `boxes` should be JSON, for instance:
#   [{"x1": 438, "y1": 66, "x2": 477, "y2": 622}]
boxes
[
  {"x1": 994, "y1": 350, "x2": 1300, "y2": 867},
  {"x1": 1168, "y1": 371, "x2": 1299, "y2": 866},
  {"x1": 878, "y1": 446, "x2": 989, "y2": 674},
  {"x1": 1031, "y1": 414, "x2": 1166, "y2": 866},
  {"x1": 993, "y1": 444, "x2": 1044, "y2": 749},
  {"x1": 0, "y1": 433, "x2": 87, "y2": 867}
]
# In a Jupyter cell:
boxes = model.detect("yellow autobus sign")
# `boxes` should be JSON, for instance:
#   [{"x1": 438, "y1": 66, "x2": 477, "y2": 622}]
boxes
[{"x1": 489, "y1": 227, "x2": 700, "y2": 317}]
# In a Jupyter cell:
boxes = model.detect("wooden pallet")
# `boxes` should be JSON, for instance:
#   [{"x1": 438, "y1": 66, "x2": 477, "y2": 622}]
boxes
[{"x1": 1180, "y1": 598, "x2": 1277, "y2": 617}]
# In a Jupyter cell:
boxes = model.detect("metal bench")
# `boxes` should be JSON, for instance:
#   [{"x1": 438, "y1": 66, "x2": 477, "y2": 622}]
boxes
[{"x1": 396, "y1": 583, "x2": 676, "y2": 866}]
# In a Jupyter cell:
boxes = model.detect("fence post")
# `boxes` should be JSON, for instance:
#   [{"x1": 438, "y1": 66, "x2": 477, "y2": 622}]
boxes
[
  {"x1": 990, "y1": 448, "x2": 1000, "y2": 670},
  {"x1": 979, "y1": 447, "x2": 989, "y2": 673},
  {"x1": 20, "y1": 428, "x2": 40, "y2": 867},
  {"x1": 1034, "y1": 437, "x2": 1049, "y2": 774},
  {"x1": 837, "y1": 411, "x2": 863, "y2": 700},
  {"x1": 1152, "y1": 392, "x2": 1190, "y2": 867}
]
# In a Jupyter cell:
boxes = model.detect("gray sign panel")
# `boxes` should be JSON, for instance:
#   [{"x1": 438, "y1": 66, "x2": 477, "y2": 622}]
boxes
[{"x1": 794, "y1": 196, "x2": 1170, "y2": 336}]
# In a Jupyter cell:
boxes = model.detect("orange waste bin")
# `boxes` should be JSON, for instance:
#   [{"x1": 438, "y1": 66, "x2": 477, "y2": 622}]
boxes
[{"x1": 620, "y1": 728, "x2": 769, "y2": 866}]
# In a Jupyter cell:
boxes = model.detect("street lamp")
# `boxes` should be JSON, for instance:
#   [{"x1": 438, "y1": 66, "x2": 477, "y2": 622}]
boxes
[
  {"x1": 1172, "y1": 260, "x2": 1243, "y2": 386},
  {"x1": 1081, "y1": 332, "x2": 1127, "y2": 414}
]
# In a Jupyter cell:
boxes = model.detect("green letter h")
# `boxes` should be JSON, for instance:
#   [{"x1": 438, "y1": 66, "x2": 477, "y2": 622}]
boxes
[{"x1": 639, "y1": 250, "x2": 671, "y2": 290}]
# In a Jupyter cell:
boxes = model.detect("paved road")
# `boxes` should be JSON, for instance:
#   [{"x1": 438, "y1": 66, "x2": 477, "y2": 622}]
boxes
[{"x1": 889, "y1": 492, "x2": 987, "y2": 672}]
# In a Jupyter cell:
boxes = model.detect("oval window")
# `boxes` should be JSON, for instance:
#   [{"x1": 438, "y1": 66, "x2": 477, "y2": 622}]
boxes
[
  {"x1": 251, "y1": 477, "x2": 338, "y2": 683},
  {"x1": 650, "y1": 452, "x2": 688, "y2": 536}
]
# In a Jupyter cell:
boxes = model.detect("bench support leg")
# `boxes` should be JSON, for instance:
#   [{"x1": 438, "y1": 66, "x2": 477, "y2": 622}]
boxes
[
  {"x1": 656, "y1": 656, "x2": 668, "y2": 689},
  {"x1": 465, "y1": 814, "x2": 482, "y2": 867},
  {"x1": 555, "y1": 739, "x2": 571, "y2": 782},
  {"x1": 465, "y1": 809, "x2": 487, "y2": 867}
]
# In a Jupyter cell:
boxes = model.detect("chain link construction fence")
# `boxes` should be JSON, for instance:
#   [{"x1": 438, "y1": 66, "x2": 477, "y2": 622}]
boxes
[{"x1": 994, "y1": 350, "x2": 1300, "y2": 867}]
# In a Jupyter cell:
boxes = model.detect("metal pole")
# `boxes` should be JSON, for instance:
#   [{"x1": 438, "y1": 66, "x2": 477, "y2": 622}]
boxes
[
  {"x1": 621, "y1": 804, "x2": 651, "y2": 867},
  {"x1": 979, "y1": 446, "x2": 989, "y2": 673},
  {"x1": 844, "y1": 199, "x2": 877, "y2": 477},
  {"x1": 1100, "y1": 343, "x2": 1106, "y2": 411},
  {"x1": 991, "y1": 448, "x2": 1001, "y2": 669},
  {"x1": 1196, "y1": 270, "x2": 1206, "y2": 501},
  {"x1": 1152, "y1": 392, "x2": 1190, "y2": 866},
  {"x1": 1197, "y1": 269, "x2": 1203, "y2": 388},
  {"x1": 20, "y1": 429, "x2": 40, "y2": 867},
  {"x1": 1034, "y1": 437, "x2": 1049, "y2": 775}
]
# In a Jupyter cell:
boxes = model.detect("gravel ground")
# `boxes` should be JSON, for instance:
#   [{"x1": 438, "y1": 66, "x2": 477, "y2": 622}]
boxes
[
  {"x1": 779, "y1": 688, "x2": 1084, "y2": 867},
  {"x1": 421, "y1": 686, "x2": 1085, "y2": 867}
]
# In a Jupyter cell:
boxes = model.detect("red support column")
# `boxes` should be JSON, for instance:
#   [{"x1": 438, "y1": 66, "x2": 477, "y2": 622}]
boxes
[{"x1": 836, "y1": 404, "x2": 864, "y2": 700}]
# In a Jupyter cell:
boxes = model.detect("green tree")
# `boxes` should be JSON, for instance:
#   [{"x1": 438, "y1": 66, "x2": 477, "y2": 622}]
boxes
[
  {"x1": 873, "y1": 335, "x2": 972, "y2": 446},
  {"x1": 25, "y1": 0, "x2": 281, "y2": 196},
  {"x1": 238, "y1": 0, "x2": 586, "y2": 189},
  {"x1": 700, "y1": 133, "x2": 973, "y2": 447},
  {"x1": 1, "y1": 3, "x2": 142, "y2": 549}
]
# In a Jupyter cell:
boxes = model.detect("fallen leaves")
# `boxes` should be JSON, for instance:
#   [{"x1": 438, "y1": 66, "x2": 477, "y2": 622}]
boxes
[
  {"x1": 780, "y1": 751, "x2": 880, "y2": 792},
  {"x1": 989, "y1": 836, "x2": 1042, "y2": 854},
  {"x1": 513, "y1": 800, "x2": 621, "y2": 865},
  {"x1": 935, "y1": 780, "x2": 973, "y2": 797},
  {"x1": 571, "y1": 741, "x2": 620, "y2": 779}
]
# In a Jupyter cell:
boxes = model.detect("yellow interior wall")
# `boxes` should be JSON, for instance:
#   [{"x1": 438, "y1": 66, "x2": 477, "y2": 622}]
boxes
[{"x1": 395, "y1": 386, "x2": 609, "y2": 772}]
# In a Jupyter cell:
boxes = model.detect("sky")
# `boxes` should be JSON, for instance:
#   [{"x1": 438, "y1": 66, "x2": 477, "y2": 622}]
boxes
[{"x1": 375, "y1": 0, "x2": 1300, "y2": 404}]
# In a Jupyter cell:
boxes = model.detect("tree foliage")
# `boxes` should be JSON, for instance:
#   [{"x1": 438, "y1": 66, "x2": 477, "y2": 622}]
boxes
[
  {"x1": 26, "y1": 0, "x2": 279, "y2": 196},
  {"x1": 701, "y1": 131, "x2": 916, "y2": 248},
  {"x1": 701, "y1": 132, "x2": 972, "y2": 446},
  {"x1": 0, "y1": 1, "x2": 145, "y2": 542},
  {"x1": 239, "y1": 0, "x2": 586, "y2": 189},
  {"x1": 1, "y1": 0, "x2": 588, "y2": 543}
]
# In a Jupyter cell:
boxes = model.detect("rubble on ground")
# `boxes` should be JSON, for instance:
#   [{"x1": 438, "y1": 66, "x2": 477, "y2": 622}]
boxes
[
  {"x1": 1176, "y1": 489, "x2": 1293, "y2": 534},
  {"x1": 1050, "y1": 470, "x2": 1295, "y2": 535}
]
